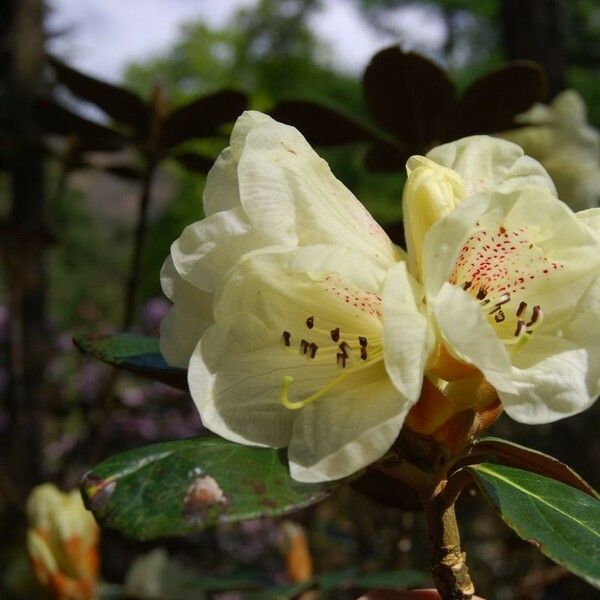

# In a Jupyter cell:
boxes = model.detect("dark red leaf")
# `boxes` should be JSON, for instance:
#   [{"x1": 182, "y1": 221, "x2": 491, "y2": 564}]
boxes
[
  {"x1": 455, "y1": 61, "x2": 546, "y2": 137},
  {"x1": 159, "y1": 90, "x2": 247, "y2": 150},
  {"x1": 270, "y1": 100, "x2": 377, "y2": 145},
  {"x1": 363, "y1": 47, "x2": 456, "y2": 153},
  {"x1": 48, "y1": 55, "x2": 150, "y2": 135},
  {"x1": 35, "y1": 98, "x2": 126, "y2": 152}
]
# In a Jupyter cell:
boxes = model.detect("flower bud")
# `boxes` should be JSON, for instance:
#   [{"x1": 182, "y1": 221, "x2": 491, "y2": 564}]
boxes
[
  {"x1": 26, "y1": 484, "x2": 100, "y2": 600},
  {"x1": 403, "y1": 156, "x2": 464, "y2": 280}
]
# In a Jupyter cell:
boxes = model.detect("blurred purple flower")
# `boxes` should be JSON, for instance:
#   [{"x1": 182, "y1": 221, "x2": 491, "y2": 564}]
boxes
[
  {"x1": 141, "y1": 298, "x2": 170, "y2": 335},
  {"x1": 120, "y1": 386, "x2": 145, "y2": 408},
  {"x1": 71, "y1": 361, "x2": 107, "y2": 404}
]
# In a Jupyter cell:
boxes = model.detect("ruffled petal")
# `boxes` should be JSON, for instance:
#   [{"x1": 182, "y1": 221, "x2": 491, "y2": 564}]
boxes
[
  {"x1": 202, "y1": 147, "x2": 241, "y2": 216},
  {"x1": 426, "y1": 135, "x2": 556, "y2": 196},
  {"x1": 235, "y1": 112, "x2": 400, "y2": 268}
]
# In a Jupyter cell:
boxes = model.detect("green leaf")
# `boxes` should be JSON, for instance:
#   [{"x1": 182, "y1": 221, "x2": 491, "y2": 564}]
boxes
[
  {"x1": 81, "y1": 435, "x2": 338, "y2": 540},
  {"x1": 469, "y1": 463, "x2": 600, "y2": 588},
  {"x1": 73, "y1": 333, "x2": 187, "y2": 391},
  {"x1": 472, "y1": 437, "x2": 599, "y2": 498}
]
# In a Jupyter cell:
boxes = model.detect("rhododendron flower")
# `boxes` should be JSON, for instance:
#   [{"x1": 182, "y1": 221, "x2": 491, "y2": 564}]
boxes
[
  {"x1": 403, "y1": 136, "x2": 600, "y2": 428},
  {"x1": 26, "y1": 484, "x2": 100, "y2": 600},
  {"x1": 161, "y1": 111, "x2": 429, "y2": 482},
  {"x1": 500, "y1": 90, "x2": 600, "y2": 210}
]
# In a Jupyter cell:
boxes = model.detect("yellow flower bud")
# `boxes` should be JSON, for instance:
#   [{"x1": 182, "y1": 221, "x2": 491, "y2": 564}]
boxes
[
  {"x1": 26, "y1": 484, "x2": 100, "y2": 600},
  {"x1": 403, "y1": 156, "x2": 464, "y2": 280}
]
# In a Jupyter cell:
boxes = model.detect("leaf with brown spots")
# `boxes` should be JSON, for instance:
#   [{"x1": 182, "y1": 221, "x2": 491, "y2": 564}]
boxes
[{"x1": 81, "y1": 435, "x2": 339, "y2": 540}]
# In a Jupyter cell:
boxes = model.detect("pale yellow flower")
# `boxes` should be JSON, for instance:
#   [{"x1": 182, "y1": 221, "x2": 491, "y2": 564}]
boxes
[
  {"x1": 403, "y1": 135, "x2": 600, "y2": 428},
  {"x1": 161, "y1": 111, "x2": 430, "y2": 482},
  {"x1": 501, "y1": 90, "x2": 600, "y2": 210},
  {"x1": 26, "y1": 484, "x2": 100, "y2": 600}
]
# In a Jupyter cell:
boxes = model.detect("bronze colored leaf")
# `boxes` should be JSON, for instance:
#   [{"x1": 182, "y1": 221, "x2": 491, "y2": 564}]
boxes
[
  {"x1": 363, "y1": 47, "x2": 456, "y2": 153},
  {"x1": 159, "y1": 90, "x2": 247, "y2": 150},
  {"x1": 48, "y1": 55, "x2": 150, "y2": 135},
  {"x1": 455, "y1": 61, "x2": 546, "y2": 137},
  {"x1": 270, "y1": 100, "x2": 378, "y2": 145}
]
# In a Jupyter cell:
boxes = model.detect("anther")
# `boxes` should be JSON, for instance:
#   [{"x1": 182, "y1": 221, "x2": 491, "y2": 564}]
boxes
[
  {"x1": 514, "y1": 319, "x2": 526, "y2": 337},
  {"x1": 526, "y1": 305, "x2": 543, "y2": 328},
  {"x1": 497, "y1": 292, "x2": 511, "y2": 306},
  {"x1": 299, "y1": 339, "x2": 309, "y2": 356},
  {"x1": 309, "y1": 342, "x2": 318, "y2": 359},
  {"x1": 281, "y1": 331, "x2": 291, "y2": 347},
  {"x1": 336, "y1": 352, "x2": 347, "y2": 368},
  {"x1": 306, "y1": 315, "x2": 314, "y2": 329},
  {"x1": 476, "y1": 288, "x2": 488, "y2": 301},
  {"x1": 516, "y1": 301, "x2": 527, "y2": 317},
  {"x1": 494, "y1": 310, "x2": 505, "y2": 323},
  {"x1": 339, "y1": 341, "x2": 351, "y2": 357},
  {"x1": 358, "y1": 336, "x2": 368, "y2": 348},
  {"x1": 330, "y1": 327, "x2": 340, "y2": 342},
  {"x1": 360, "y1": 347, "x2": 368, "y2": 361},
  {"x1": 461, "y1": 281, "x2": 472, "y2": 291}
]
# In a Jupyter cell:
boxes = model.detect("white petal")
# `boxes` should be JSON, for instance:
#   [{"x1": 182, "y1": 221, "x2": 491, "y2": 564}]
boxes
[
  {"x1": 288, "y1": 362, "x2": 407, "y2": 482},
  {"x1": 188, "y1": 314, "x2": 298, "y2": 448},
  {"x1": 202, "y1": 147, "x2": 241, "y2": 216},
  {"x1": 159, "y1": 257, "x2": 213, "y2": 367},
  {"x1": 171, "y1": 206, "x2": 265, "y2": 293},
  {"x1": 501, "y1": 327, "x2": 600, "y2": 423},
  {"x1": 577, "y1": 208, "x2": 600, "y2": 236},
  {"x1": 426, "y1": 135, "x2": 556, "y2": 196},
  {"x1": 235, "y1": 115, "x2": 400, "y2": 268},
  {"x1": 431, "y1": 283, "x2": 515, "y2": 393},
  {"x1": 382, "y1": 262, "x2": 433, "y2": 401}
]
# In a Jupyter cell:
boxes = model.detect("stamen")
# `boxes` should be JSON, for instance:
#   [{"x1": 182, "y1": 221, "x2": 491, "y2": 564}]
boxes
[
  {"x1": 336, "y1": 352, "x2": 347, "y2": 368},
  {"x1": 339, "y1": 341, "x2": 351, "y2": 357},
  {"x1": 309, "y1": 342, "x2": 318, "y2": 359},
  {"x1": 497, "y1": 292, "x2": 511, "y2": 306},
  {"x1": 330, "y1": 327, "x2": 340, "y2": 342},
  {"x1": 494, "y1": 310, "x2": 505, "y2": 323},
  {"x1": 281, "y1": 331, "x2": 291, "y2": 347},
  {"x1": 358, "y1": 336, "x2": 368, "y2": 347},
  {"x1": 462, "y1": 281, "x2": 472, "y2": 291},
  {"x1": 516, "y1": 301, "x2": 527, "y2": 317},
  {"x1": 299, "y1": 339, "x2": 309, "y2": 356},
  {"x1": 476, "y1": 288, "x2": 488, "y2": 301},
  {"x1": 306, "y1": 315, "x2": 314, "y2": 329},
  {"x1": 526, "y1": 305, "x2": 543, "y2": 328},
  {"x1": 360, "y1": 347, "x2": 368, "y2": 361},
  {"x1": 514, "y1": 319, "x2": 526, "y2": 337}
]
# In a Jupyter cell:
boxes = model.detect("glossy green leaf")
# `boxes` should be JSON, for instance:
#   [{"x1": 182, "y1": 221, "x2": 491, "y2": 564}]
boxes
[
  {"x1": 81, "y1": 435, "x2": 338, "y2": 540},
  {"x1": 469, "y1": 463, "x2": 600, "y2": 588},
  {"x1": 472, "y1": 437, "x2": 598, "y2": 498},
  {"x1": 73, "y1": 333, "x2": 187, "y2": 391}
]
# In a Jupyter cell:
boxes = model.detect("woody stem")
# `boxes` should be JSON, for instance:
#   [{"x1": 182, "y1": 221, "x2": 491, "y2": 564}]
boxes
[{"x1": 421, "y1": 470, "x2": 475, "y2": 600}]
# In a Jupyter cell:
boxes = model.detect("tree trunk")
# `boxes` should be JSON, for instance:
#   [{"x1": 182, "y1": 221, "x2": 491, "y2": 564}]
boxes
[
  {"x1": 2, "y1": 0, "x2": 47, "y2": 489},
  {"x1": 500, "y1": 0, "x2": 566, "y2": 99}
]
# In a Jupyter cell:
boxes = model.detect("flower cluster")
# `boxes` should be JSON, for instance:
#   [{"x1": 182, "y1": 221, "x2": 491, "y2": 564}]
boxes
[{"x1": 161, "y1": 111, "x2": 600, "y2": 482}]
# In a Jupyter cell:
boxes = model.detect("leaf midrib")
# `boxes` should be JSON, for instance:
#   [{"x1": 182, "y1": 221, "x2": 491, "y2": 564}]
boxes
[{"x1": 473, "y1": 464, "x2": 600, "y2": 540}]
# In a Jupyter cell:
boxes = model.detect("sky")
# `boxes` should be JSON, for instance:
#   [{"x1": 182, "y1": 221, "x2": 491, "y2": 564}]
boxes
[{"x1": 47, "y1": 0, "x2": 446, "y2": 83}]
